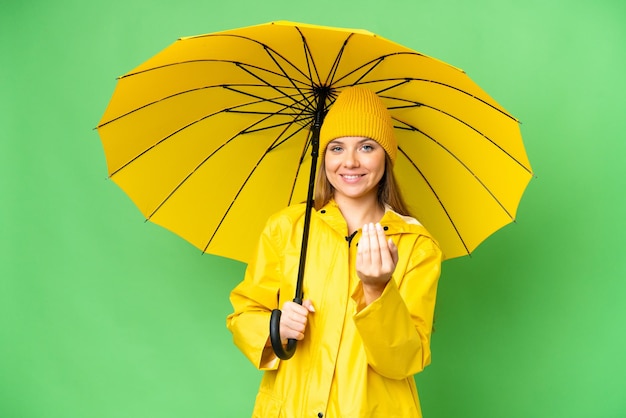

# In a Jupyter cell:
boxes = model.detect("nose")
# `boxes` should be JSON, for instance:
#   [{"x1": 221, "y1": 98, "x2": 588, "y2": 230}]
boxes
[{"x1": 342, "y1": 150, "x2": 359, "y2": 168}]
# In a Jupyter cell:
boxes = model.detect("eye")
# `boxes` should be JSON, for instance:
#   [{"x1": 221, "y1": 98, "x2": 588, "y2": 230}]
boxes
[
  {"x1": 328, "y1": 144, "x2": 343, "y2": 152},
  {"x1": 360, "y1": 143, "x2": 375, "y2": 152}
]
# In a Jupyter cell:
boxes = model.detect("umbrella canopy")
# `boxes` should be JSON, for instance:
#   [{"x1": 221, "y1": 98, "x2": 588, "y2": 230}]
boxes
[{"x1": 97, "y1": 20, "x2": 533, "y2": 262}]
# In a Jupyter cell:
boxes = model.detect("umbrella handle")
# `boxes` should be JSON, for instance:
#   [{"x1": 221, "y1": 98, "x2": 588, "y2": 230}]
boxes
[
  {"x1": 269, "y1": 297, "x2": 302, "y2": 360},
  {"x1": 268, "y1": 87, "x2": 328, "y2": 361}
]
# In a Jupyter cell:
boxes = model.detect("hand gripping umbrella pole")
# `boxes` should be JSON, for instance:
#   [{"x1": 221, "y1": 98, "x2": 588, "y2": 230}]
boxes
[{"x1": 269, "y1": 88, "x2": 329, "y2": 360}]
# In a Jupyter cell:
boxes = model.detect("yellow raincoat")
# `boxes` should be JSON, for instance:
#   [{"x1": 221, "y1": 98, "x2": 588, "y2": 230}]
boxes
[{"x1": 227, "y1": 200, "x2": 442, "y2": 418}]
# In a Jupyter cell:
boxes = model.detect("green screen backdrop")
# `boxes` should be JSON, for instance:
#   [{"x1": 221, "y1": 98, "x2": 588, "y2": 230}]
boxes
[{"x1": 2, "y1": 0, "x2": 625, "y2": 417}]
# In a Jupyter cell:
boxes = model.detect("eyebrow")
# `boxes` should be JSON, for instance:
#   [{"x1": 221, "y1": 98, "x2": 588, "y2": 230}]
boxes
[{"x1": 327, "y1": 137, "x2": 374, "y2": 145}]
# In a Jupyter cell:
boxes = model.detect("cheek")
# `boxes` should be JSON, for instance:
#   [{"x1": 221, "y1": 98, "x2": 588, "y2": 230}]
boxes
[
  {"x1": 324, "y1": 165, "x2": 338, "y2": 186},
  {"x1": 324, "y1": 155, "x2": 339, "y2": 173},
  {"x1": 368, "y1": 154, "x2": 386, "y2": 175},
  {"x1": 323, "y1": 161, "x2": 341, "y2": 188},
  {"x1": 372, "y1": 171, "x2": 385, "y2": 187}
]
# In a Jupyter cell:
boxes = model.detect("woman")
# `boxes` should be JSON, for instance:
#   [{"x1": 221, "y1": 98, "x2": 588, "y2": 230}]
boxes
[{"x1": 226, "y1": 87, "x2": 442, "y2": 418}]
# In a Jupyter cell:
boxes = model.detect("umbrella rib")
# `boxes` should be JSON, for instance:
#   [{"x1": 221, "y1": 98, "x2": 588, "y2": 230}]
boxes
[
  {"x1": 97, "y1": 82, "x2": 301, "y2": 128},
  {"x1": 260, "y1": 49, "x2": 318, "y2": 114},
  {"x1": 202, "y1": 110, "x2": 313, "y2": 253},
  {"x1": 119, "y1": 59, "x2": 307, "y2": 92},
  {"x1": 221, "y1": 84, "x2": 307, "y2": 115},
  {"x1": 197, "y1": 30, "x2": 330, "y2": 110},
  {"x1": 222, "y1": 86, "x2": 318, "y2": 132},
  {"x1": 261, "y1": 91, "x2": 320, "y2": 174},
  {"x1": 146, "y1": 108, "x2": 292, "y2": 222},
  {"x1": 372, "y1": 78, "x2": 412, "y2": 95},
  {"x1": 286, "y1": 128, "x2": 313, "y2": 207},
  {"x1": 108, "y1": 92, "x2": 296, "y2": 178},
  {"x1": 397, "y1": 145, "x2": 471, "y2": 257},
  {"x1": 330, "y1": 52, "x2": 406, "y2": 87},
  {"x1": 348, "y1": 57, "x2": 386, "y2": 86},
  {"x1": 355, "y1": 78, "x2": 527, "y2": 174},
  {"x1": 200, "y1": 33, "x2": 314, "y2": 80},
  {"x1": 325, "y1": 51, "x2": 425, "y2": 87},
  {"x1": 393, "y1": 101, "x2": 531, "y2": 175},
  {"x1": 110, "y1": 58, "x2": 315, "y2": 125},
  {"x1": 231, "y1": 117, "x2": 313, "y2": 137},
  {"x1": 233, "y1": 61, "x2": 310, "y2": 107},
  {"x1": 332, "y1": 74, "x2": 518, "y2": 123},
  {"x1": 319, "y1": 51, "x2": 519, "y2": 123},
  {"x1": 216, "y1": 28, "x2": 355, "y2": 91},
  {"x1": 382, "y1": 77, "x2": 519, "y2": 122},
  {"x1": 325, "y1": 35, "x2": 353, "y2": 88},
  {"x1": 295, "y1": 27, "x2": 322, "y2": 88},
  {"x1": 394, "y1": 117, "x2": 516, "y2": 221},
  {"x1": 121, "y1": 54, "x2": 304, "y2": 80},
  {"x1": 186, "y1": 32, "x2": 320, "y2": 108},
  {"x1": 283, "y1": 94, "x2": 324, "y2": 205},
  {"x1": 271, "y1": 118, "x2": 312, "y2": 152}
]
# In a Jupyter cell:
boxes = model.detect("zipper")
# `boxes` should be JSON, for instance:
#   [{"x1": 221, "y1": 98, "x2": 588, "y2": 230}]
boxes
[{"x1": 345, "y1": 230, "x2": 358, "y2": 247}]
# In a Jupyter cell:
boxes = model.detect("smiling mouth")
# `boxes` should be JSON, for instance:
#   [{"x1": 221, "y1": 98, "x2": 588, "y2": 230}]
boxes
[{"x1": 341, "y1": 174, "x2": 364, "y2": 180}]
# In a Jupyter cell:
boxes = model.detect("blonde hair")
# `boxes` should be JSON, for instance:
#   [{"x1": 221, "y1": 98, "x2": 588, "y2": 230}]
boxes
[{"x1": 313, "y1": 153, "x2": 412, "y2": 217}]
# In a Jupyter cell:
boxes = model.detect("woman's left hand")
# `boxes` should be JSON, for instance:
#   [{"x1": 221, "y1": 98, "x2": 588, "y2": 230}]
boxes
[{"x1": 356, "y1": 223, "x2": 398, "y2": 303}]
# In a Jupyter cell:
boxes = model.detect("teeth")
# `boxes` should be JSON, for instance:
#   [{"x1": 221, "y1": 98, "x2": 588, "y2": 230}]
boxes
[{"x1": 343, "y1": 175, "x2": 361, "y2": 179}]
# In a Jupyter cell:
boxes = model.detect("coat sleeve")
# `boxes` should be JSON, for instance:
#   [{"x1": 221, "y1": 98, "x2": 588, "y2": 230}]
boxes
[
  {"x1": 352, "y1": 234, "x2": 442, "y2": 380},
  {"x1": 226, "y1": 217, "x2": 285, "y2": 370}
]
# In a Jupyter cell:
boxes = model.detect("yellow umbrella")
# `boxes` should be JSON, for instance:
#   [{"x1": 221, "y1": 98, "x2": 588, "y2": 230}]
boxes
[
  {"x1": 97, "y1": 20, "x2": 533, "y2": 359},
  {"x1": 97, "y1": 20, "x2": 532, "y2": 264}
]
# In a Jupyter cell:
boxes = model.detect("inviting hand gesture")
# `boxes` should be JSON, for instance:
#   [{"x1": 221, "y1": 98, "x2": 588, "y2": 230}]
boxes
[{"x1": 356, "y1": 223, "x2": 399, "y2": 304}]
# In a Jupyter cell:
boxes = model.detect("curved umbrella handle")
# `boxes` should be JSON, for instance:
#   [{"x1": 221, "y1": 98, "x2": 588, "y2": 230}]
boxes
[{"x1": 269, "y1": 307, "x2": 297, "y2": 360}]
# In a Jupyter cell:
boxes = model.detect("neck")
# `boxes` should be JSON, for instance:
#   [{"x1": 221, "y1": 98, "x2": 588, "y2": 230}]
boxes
[{"x1": 334, "y1": 194, "x2": 385, "y2": 235}]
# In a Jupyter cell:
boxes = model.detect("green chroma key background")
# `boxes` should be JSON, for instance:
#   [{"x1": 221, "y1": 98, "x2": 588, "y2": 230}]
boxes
[{"x1": 1, "y1": 0, "x2": 625, "y2": 416}]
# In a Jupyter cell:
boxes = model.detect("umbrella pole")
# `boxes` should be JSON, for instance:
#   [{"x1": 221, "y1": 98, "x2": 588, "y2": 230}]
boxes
[{"x1": 270, "y1": 88, "x2": 329, "y2": 360}]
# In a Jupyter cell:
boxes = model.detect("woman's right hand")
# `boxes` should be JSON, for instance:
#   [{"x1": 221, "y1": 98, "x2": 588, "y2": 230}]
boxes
[
  {"x1": 356, "y1": 223, "x2": 398, "y2": 304},
  {"x1": 279, "y1": 299, "x2": 315, "y2": 344}
]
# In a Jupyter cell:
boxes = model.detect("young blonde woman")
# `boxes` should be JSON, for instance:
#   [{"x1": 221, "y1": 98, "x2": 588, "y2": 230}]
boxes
[{"x1": 227, "y1": 87, "x2": 442, "y2": 418}]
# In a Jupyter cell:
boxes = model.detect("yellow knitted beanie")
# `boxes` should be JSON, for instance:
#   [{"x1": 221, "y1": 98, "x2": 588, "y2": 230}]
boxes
[{"x1": 319, "y1": 86, "x2": 397, "y2": 164}]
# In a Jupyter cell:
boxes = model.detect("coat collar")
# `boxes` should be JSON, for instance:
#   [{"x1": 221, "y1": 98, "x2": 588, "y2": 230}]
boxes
[{"x1": 315, "y1": 200, "x2": 426, "y2": 238}]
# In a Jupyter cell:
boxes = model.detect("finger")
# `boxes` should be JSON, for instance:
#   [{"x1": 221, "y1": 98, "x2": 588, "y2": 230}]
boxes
[
  {"x1": 283, "y1": 300, "x2": 314, "y2": 341},
  {"x1": 388, "y1": 238, "x2": 399, "y2": 265},
  {"x1": 368, "y1": 223, "x2": 382, "y2": 266},
  {"x1": 359, "y1": 223, "x2": 371, "y2": 251},
  {"x1": 302, "y1": 299, "x2": 316, "y2": 313},
  {"x1": 280, "y1": 315, "x2": 306, "y2": 341},
  {"x1": 281, "y1": 302, "x2": 309, "y2": 327},
  {"x1": 375, "y1": 223, "x2": 391, "y2": 262},
  {"x1": 358, "y1": 223, "x2": 371, "y2": 263},
  {"x1": 375, "y1": 223, "x2": 397, "y2": 270},
  {"x1": 280, "y1": 322, "x2": 305, "y2": 341},
  {"x1": 282, "y1": 301, "x2": 309, "y2": 316}
]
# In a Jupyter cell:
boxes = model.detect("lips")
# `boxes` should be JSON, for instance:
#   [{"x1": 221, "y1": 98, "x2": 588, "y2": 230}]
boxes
[{"x1": 340, "y1": 174, "x2": 365, "y2": 183}]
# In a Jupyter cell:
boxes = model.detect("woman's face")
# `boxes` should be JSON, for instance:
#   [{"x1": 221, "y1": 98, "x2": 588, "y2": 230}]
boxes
[{"x1": 324, "y1": 136, "x2": 386, "y2": 203}]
